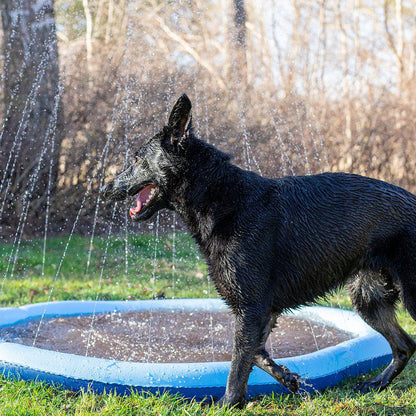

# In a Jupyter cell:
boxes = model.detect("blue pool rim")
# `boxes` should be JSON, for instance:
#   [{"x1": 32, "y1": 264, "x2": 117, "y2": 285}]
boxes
[{"x1": 0, "y1": 299, "x2": 392, "y2": 399}]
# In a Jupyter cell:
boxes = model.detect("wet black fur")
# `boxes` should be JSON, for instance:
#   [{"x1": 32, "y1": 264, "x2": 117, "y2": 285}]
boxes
[{"x1": 103, "y1": 94, "x2": 416, "y2": 408}]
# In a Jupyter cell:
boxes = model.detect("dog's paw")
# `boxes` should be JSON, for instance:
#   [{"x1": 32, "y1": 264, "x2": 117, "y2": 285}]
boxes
[
  {"x1": 216, "y1": 396, "x2": 229, "y2": 408},
  {"x1": 354, "y1": 379, "x2": 384, "y2": 394},
  {"x1": 217, "y1": 394, "x2": 245, "y2": 409},
  {"x1": 282, "y1": 371, "x2": 302, "y2": 393}
]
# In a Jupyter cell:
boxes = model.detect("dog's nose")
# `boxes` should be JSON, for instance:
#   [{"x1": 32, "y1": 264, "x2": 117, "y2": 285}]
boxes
[
  {"x1": 100, "y1": 182, "x2": 113, "y2": 199},
  {"x1": 101, "y1": 181, "x2": 128, "y2": 201}
]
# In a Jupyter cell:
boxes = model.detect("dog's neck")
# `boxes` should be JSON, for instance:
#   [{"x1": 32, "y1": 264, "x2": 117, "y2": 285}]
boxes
[{"x1": 170, "y1": 138, "x2": 261, "y2": 254}]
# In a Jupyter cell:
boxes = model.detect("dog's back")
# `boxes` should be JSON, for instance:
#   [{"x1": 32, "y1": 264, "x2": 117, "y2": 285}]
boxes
[{"x1": 253, "y1": 172, "x2": 416, "y2": 309}]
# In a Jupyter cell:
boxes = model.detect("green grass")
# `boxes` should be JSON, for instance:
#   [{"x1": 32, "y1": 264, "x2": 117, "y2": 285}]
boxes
[
  {"x1": 0, "y1": 233, "x2": 209, "y2": 306},
  {"x1": 0, "y1": 233, "x2": 415, "y2": 415}
]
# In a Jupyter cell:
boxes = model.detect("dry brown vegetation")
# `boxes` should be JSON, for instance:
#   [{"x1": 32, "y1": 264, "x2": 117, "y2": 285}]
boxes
[{"x1": 1, "y1": 0, "x2": 416, "y2": 236}]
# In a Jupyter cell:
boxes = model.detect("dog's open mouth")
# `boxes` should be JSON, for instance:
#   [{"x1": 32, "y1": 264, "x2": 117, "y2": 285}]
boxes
[{"x1": 129, "y1": 184, "x2": 158, "y2": 218}]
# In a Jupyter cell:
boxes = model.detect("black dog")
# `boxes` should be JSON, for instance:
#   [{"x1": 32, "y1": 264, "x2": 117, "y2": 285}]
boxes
[{"x1": 102, "y1": 94, "x2": 416, "y2": 408}]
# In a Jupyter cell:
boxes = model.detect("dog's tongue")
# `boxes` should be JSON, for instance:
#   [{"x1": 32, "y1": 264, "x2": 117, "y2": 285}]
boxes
[{"x1": 130, "y1": 185, "x2": 155, "y2": 217}]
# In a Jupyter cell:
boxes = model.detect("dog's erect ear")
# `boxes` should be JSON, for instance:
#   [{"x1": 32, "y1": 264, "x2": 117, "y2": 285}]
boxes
[{"x1": 168, "y1": 94, "x2": 192, "y2": 146}]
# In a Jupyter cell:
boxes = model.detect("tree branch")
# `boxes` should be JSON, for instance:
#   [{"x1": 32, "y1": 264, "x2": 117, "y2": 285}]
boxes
[{"x1": 154, "y1": 14, "x2": 226, "y2": 90}]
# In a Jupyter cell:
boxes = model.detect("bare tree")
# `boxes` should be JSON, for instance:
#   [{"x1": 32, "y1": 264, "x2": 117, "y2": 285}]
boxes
[
  {"x1": 1, "y1": 0, "x2": 63, "y2": 234},
  {"x1": 384, "y1": 0, "x2": 405, "y2": 94},
  {"x1": 230, "y1": 0, "x2": 248, "y2": 86}
]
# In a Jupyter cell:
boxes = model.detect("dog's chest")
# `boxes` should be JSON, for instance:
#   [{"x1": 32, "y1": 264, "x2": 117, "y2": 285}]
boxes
[{"x1": 202, "y1": 244, "x2": 244, "y2": 307}]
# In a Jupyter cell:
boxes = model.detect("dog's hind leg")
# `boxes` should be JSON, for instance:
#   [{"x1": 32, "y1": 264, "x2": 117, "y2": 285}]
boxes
[
  {"x1": 254, "y1": 315, "x2": 301, "y2": 393},
  {"x1": 349, "y1": 270, "x2": 416, "y2": 393},
  {"x1": 394, "y1": 231, "x2": 416, "y2": 322}
]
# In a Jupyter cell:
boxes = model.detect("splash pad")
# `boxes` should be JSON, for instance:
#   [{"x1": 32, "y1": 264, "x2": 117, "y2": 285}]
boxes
[{"x1": 0, "y1": 298, "x2": 392, "y2": 399}]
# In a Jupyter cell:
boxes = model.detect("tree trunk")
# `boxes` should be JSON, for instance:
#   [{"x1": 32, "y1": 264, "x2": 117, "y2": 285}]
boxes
[
  {"x1": 230, "y1": 0, "x2": 247, "y2": 87},
  {"x1": 0, "y1": 0, "x2": 63, "y2": 236}
]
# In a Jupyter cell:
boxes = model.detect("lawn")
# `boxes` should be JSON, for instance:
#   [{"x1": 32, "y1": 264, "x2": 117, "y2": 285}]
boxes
[{"x1": 0, "y1": 233, "x2": 415, "y2": 415}]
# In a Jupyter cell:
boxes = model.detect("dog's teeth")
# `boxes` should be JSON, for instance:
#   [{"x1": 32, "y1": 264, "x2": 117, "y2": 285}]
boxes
[{"x1": 143, "y1": 188, "x2": 156, "y2": 206}]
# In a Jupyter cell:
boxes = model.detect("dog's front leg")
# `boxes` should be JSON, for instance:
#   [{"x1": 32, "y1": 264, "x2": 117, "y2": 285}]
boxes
[{"x1": 218, "y1": 311, "x2": 269, "y2": 408}]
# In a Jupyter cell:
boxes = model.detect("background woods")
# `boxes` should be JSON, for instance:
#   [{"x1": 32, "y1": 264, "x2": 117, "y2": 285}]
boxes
[
  {"x1": 1, "y1": 0, "x2": 416, "y2": 237},
  {"x1": 1, "y1": 0, "x2": 63, "y2": 236}
]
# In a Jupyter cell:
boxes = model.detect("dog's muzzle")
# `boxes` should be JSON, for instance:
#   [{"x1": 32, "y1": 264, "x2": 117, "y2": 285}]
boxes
[{"x1": 101, "y1": 181, "x2": 128, "y2": 201}]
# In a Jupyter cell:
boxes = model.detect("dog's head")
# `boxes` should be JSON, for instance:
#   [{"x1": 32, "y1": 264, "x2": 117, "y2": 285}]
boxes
[{"x1": 102, "y1": 94, "x2": 193, "y2": 221}]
